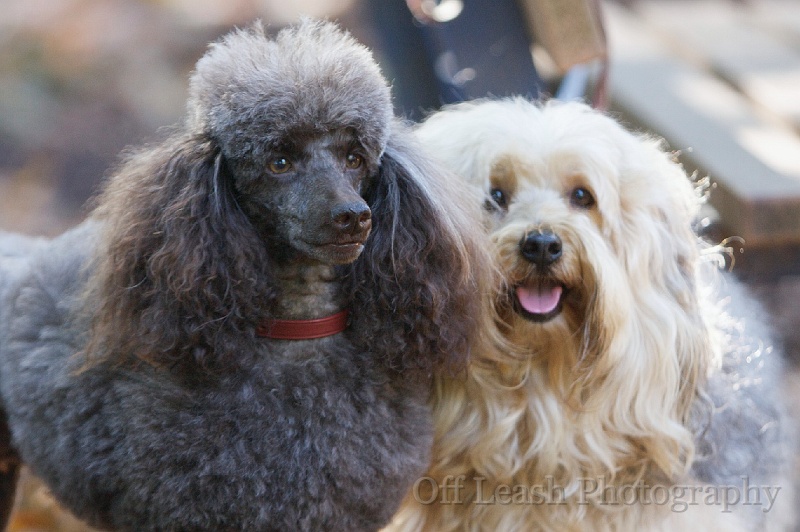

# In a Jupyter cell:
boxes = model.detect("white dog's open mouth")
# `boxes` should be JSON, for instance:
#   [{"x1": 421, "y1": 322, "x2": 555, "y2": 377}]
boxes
[{"x1": 514, "y1": 280, "x2": 565, "y2": 322}]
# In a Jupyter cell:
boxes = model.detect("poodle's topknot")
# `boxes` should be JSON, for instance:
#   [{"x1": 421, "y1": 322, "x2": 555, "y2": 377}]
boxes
[{"x1": 188, "y1": 19, "x2": 393, "y2": 163}]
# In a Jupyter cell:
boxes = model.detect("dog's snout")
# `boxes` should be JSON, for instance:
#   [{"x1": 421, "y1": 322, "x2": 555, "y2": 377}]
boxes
[
  {"x1": 331, "y1": 202, "x2": 372, "y2": 234},
  {"x1": 520, "y1": 230, "x2": 562, "y2": 267}
]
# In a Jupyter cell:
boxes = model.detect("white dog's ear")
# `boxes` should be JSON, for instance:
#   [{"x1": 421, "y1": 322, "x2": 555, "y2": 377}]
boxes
[
  {"x1": 578, "y1": 138, "x2": 712, "y2": 479},
  {"x1": 640, "y1": 141, "x2": 713, "y2": 417},
  {"x1": 614, "y1": 137, "x2": 703, "y2": 308}
]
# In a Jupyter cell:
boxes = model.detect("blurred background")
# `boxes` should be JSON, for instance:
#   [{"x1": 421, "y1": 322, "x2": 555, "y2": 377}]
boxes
[{"x1": 1, "y1": 0, "x2": 799, "y2": 529}]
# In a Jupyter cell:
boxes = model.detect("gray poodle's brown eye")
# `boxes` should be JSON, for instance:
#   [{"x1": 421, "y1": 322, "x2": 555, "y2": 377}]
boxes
[
  {"x1": 345, "y1": 153, "x2": 363, "y2": 170},
  {"x1": 570, "y1": 187, "x2": 595, "y2": 209},
  {"x1": 268, "y1": 157, "x2": 292, "y2": 174}
]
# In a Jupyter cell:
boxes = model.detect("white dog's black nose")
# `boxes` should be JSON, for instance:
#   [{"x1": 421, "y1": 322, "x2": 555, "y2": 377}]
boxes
[
  {"x1": 520, "y1": 230, "x2": 562, "y2": 267},
  {"x1": 332, "y1": 201, "x2": 372, "y2": 235}
]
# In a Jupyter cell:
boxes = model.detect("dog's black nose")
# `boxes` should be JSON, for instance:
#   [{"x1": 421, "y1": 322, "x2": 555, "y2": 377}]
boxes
[
  {"x1": 331, "y1": 202, "x2": 372, "y2": 234},
  {"x1": 520, "y1": 230, "x2": 562, "y2": 267}
]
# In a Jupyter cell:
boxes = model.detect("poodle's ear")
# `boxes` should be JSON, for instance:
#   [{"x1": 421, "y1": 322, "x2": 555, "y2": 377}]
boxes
[
  {"x1": 346, "y1": 122, "x2": 494, "y2": 375},
  {"x1": 85, "y1": 134, "x2": 274, "y2": 370}
]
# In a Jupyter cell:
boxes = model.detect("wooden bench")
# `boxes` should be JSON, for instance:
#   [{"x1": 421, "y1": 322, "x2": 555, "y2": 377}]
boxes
[{"x1": 603, "y1": 0, "x2": 800, "y2": 250}]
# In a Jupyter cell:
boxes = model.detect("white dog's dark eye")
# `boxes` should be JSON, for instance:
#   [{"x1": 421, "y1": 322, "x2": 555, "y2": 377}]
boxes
[
  {"x1": 490, "y1": 188, "x2": 508, "y2": 209},
  {"x1": 268, "y1": 157, "x2": 292, "y2": 174},
  {"x1": 570, "y1": 187, "x2": 595, "y2": 208},
  {"x1": 345, "y1": 153, "x2": 364, "y2": 169}
]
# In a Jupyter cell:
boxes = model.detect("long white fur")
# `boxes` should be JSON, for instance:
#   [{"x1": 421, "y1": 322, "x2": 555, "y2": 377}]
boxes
[{"x1": 384, "y1": 99, "x2": 793, "y2": 532}]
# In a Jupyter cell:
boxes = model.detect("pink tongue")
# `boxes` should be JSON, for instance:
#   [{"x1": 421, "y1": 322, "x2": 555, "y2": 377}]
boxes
[{"x1": 516, "y1": 284, "x2": 563, "y2": 314}]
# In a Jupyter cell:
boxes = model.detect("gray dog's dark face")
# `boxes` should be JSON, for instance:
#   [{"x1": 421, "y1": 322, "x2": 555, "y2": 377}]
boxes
[{"x1": 229, "y1": 128, "x2": 375, "y2": 266}]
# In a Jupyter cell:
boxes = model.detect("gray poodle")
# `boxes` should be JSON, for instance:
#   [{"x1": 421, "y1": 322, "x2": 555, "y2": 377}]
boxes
[{"x1": 0, "y1": 20, "x2": 492, "y2": 531}]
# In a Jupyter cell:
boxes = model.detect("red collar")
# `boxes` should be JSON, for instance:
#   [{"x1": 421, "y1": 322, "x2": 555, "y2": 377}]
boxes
[{"x1": 256, "y1": 309, "x2": 350, "y2": 340}]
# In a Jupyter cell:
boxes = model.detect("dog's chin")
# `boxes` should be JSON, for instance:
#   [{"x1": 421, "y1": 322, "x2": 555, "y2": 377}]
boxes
[
  {"x1": 512, "y1": 280, "x2": 567, "y2": 323},
  {"x1": 318, "y1": 242, "x2": 366, "y2": 265}
]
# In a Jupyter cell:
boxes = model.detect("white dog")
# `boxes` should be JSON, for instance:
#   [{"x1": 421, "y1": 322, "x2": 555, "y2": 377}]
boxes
[{"x1": 386, "y1": 99, "x2": 794, "y2": 531}]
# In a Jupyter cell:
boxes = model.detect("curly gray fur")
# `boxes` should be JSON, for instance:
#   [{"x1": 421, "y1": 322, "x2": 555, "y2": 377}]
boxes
[
  {"x1": 0, "y1": 20, "x2": 491, "y2": 531},
  {"x1": 690, "y1": 271, "x2": 794, "y2": 528}
]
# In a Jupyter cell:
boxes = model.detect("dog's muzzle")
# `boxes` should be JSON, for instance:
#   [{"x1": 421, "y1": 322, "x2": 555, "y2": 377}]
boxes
[{"x1": 514, "y1": 230, "x2": 565, "y2": 322}]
